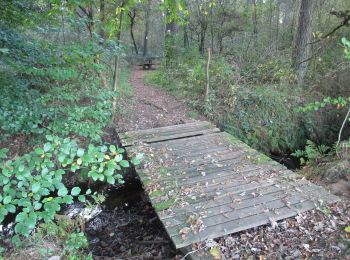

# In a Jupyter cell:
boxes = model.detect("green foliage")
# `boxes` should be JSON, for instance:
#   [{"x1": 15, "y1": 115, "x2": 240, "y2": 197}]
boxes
[
  {"x1": 0, "y1": 135, "x2": 142, "y2": 241},
  {"x1": 342, "y1": 37, "x2": 350, "y2": 59},
  {"x1": 36, "y1": 219, "x2": 91, "y2": 259},
  {"x1": 63, "y1": 232, "x2": 89, "y2": 257},
  {"x1": 298, "y1": 96, "x2": 350, "y2": 112},
  {"x1": 292, "y1": 140, "x2": 331, "y2": 166},
  {"x1": 149, "y1": 51, "x2": 307, "y2": 154},
  {"x1": 0, "y1": 27, "x2": 118, "y2": 141}
]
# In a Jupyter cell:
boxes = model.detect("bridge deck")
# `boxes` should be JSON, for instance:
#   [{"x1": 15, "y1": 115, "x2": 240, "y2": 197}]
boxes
[{"x1": 119, "y1": 121, "x2": 339, "y2": 249}]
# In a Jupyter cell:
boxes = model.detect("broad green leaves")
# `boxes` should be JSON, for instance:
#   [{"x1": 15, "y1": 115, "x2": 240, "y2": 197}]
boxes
[{"x1": 0, "y1": 135, "x2": 142, "y2": 240}]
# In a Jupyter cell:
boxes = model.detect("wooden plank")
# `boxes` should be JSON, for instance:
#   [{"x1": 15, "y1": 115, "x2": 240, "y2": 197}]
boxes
[
  {"x1": 171, "y1": 200, "x2": 316, "y2": 248},
  {"x1": 122, "y1": 128, "x2": 220, "y2": 146},
  {"x1": 119, "y1": 121, "x2": 215, "y2": 141},
  {"x1": 161, "y1": 184, "x2": 334, "y2": 230},
  {"x1": 119, "y1": 121, "x2": 340, "y2": 250}
]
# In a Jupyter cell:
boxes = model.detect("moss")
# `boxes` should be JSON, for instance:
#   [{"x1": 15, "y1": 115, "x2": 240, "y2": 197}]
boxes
[
  {"x1": 226, "y1": 134, "x2": 241, "y2": 145},
  {"x1": 159, "y1": 167, "x2": 167, "y2": 174},
  {"x1": 154, "y1": 198, "x2": 176, "y2": 211},
  {"x1": 250, "y1": 154, "x2": 272, "y2": 164},
  {"x1": 149, "y1": 190, "x2": 165, "y2": 198}
]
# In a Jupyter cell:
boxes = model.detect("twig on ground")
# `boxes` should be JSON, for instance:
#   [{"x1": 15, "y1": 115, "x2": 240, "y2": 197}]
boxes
[
  {"x1": 336, "y1": 106, "x2": 350, "y2": 147},
  {"x1": 181, "y1": 246, "x2": 205, "y2": 260}
]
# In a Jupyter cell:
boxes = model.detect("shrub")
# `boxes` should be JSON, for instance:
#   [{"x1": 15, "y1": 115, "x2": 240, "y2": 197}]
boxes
[{"x1": 0, "y1": 135, "x2": 142, "y2": 243}]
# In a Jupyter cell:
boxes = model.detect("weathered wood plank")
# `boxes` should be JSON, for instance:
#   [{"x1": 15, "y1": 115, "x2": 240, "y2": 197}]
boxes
[
  {"x1": 122, "y1": 128, "x2": 220, "y2": 146},
  {"x1": 119, "y1": 121, "x2": 340, "y2": 250},
  {"x1": 171, "y1": 200, "x2": 316, "y2": 248},
  {"x1": 120, "y1": 121, "x2": 216, "y2": 143}
]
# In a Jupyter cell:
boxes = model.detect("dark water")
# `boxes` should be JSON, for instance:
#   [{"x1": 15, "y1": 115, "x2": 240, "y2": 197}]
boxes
[{"x1": 84, "y1": 180, "x2": 176, "y2": 258}]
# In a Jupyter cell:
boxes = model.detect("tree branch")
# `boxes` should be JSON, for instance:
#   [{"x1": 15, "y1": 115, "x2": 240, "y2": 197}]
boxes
[{"x1": 309, "y1": 10, "x2": 350, "y2": 45}]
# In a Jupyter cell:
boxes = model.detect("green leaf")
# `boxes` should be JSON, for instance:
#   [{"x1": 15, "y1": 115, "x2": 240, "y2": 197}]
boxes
[
  {"x1": 34, "y1": 202, "x2": 42, "y2": 210},
  {"x1": 15, "y1": 212, "x2": 27, "y2": 222},
  {"x1": 77, "y1": 148, "x2": 85, "y2": 157},
  {"x1": 71, "y1": 187, "x2": 81, "y2": 196},
  {"x1": 120, "y1": 160, "x2": 130, "y2": 168},
  {"x1": 35, "y1": 148, "x2": 45, "y2": 155},
  {"x1": 77, "y1": 158, "x2": 82, "y2": 165},
  {"x1": 3, "y1": 195, "x2": 12, "y2": 204},
  {"x1": 58, "y1": 186, "x2": 68, "y2": 196},
  {"x1": 44, "y1": 142, "x2": 52, "y2": 152},
  {"x1": 78, "y1": 195, "x2": 86, "y2": 202},
  {"x1": 58, "y1": 154, "x2": 66, "y2": 163},
  {"x1": 0, "y1": 148, "x2": 8, "y2": 159},
  {"x1": 6, "y1": 204, "x2": 16, "y2": 213},
  {"x1": 106, "y1": 176, "x2": 115, "y2": 185},
  {"x1": 15, "y1": 222, "x2": 30, "y2": 236},
  {"x1": 86, "y1": 189, "x2": 92, "y2": 195},
  {"x1": 109, "y1": 145, "x2": 116, "y2": 153},
  {"x1": 18, "y1": 164, "x2": 25, "y2": 172},
  {"x1": 32, "y1": 183, "x2": 41, "y2": 193},
  {"x1": 115, "y1": 154, "x2": 123, "y2": 162}
]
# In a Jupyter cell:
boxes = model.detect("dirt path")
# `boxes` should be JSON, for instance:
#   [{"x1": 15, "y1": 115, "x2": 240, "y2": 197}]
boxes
[{"x1": 115, "y1": 67, "x2": 202, "y2": 132}]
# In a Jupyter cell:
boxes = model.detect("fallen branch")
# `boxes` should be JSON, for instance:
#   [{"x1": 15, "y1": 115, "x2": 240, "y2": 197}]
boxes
[{"x1": 336, "y1": 106, "x2": 350, "y2": 147}]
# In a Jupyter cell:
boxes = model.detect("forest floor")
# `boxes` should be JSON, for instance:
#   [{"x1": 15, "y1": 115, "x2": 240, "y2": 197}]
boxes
[
  {"x1": 93, "y1": 67, "x2": 350, "y2": 259},
  {"x1": 115, "y1": 66, "x2": 204, "y2": 132}
]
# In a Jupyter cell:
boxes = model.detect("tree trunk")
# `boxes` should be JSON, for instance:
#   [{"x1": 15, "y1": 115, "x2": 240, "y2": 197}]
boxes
[
  {"x1": 112, "y1": 8, "x2": 124, "y2": 111},
  {"x1": 275, "y1": 0, "x2": 280, "y2": 47},
  {"x1": 291, "y1": 0, "x2": 313, "y2": 86},
  {"x1": 165, "y1": 11, "x2": 176, "y2": 67},
  {"x1": 99, "y1": 0, "x2": 106, "y2": 38},
  {"x1": 143, "y1": 0, "x2": 151, "y2": 57},
  {"x1": 128, "y1": 10, "x2": 138, "y2": 54},
  {"x1": 252, "y1": 0, "x2": 258, "y2": 41},
  {"x1": 199, "y1": 23, "x2": 207, "y2": 54},
  {"x1": 184, "y1": 25, "x2": 189, "y2": 49}
]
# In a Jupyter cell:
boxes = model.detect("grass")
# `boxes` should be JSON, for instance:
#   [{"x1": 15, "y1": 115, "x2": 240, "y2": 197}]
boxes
[
  {"x1": 119, "y1": 67, "x2": 133, "y2": 98},
  {"x1": 188, "y1": 111, "x2": 199, "y2": 119}
]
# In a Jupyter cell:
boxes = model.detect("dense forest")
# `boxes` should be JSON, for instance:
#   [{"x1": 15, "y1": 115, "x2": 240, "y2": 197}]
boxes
[{"x1": 0, "y1": 0, "x2": 349, "y2": 259}]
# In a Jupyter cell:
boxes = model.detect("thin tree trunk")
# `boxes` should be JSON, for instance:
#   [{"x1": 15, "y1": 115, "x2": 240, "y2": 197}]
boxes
[
  {"x1": 112, "y1": 8, "x2": 124, "y2": 111},
  {"x1": 275, "y1": 0, "x2": 280, "y2": 47},
  {"x1": 210, "y1": 6, "x2": 214, "y2": 52},
  {"x1": 205, "y1": 48, "x2": 211, "y2": 102},
  {"x1": 165, "y1": 10, "x2": 176, "y2": 67},
  {"x1": 143, "y1": 0, "x2": 151, "y2": 57},
  {"x1": 291, "y1": 0, "x2": 313, "y2": 86},
  {"x1": 199, "y1": 23, "x2": 207, "y2": 54},
  {"x1": 128, "y1": 10, "x2": 138, "y2": 54},
  {"x1": 252, "y1": 0, "x2": 258, "y2": 42},
  {"x1": 184, "y1": 26, "x2": 189, "y2": 49},
  {"x1": 99, "y1": 0, "x2": 106, "y2": 38}
]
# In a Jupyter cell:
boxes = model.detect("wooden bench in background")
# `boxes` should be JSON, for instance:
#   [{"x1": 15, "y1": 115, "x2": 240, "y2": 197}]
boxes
[{"x1": 136, "y1": 56, "x2": 162, "y2": 70}]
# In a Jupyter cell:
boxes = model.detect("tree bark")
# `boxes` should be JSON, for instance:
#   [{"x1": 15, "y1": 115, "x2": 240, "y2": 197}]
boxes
[
  {"x1": 128, "y1": 9, "x2": 138, "y2": 54},
  {"x1": 199, "y1": 23, "x2": 207, "y2": 54},
  {"x1": 99, "y1": 0, "x2": 106, "y2": 38},
  {"x1": 291, "y1": 0, "x2": 314, "y2": 86},
  {"x1": 143, "y1": 0, "x2": 151, "y2": 57},
  {"x1": 112, "y1": 7, "x2": 124, "y2": 111},
  {"x1": 252, "y1": 0, "x2": 258, "y2": 41},
  {"x1": 165, "y1": 11, "x2": 176, "y2": 67}
]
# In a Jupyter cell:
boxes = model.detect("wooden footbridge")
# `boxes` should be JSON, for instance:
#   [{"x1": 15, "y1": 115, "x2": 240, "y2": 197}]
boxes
[{"x1": 119, "y1": 121, "x2": 339, "y2": 250}]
